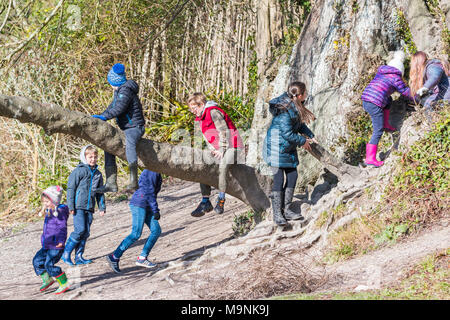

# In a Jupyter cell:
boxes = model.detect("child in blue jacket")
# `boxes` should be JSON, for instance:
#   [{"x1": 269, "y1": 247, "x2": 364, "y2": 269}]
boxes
[
  {"x1": 32, "y1": 186, "x2": 70, "y2": 294},
  {"x1": 92, "y1": 63, "x2": 146, "y2": 193},
  {"x1": 62, "y1": 145, "x2": 106, "y2": 266},
  {"x1": 263, "y1": 81, "x2": 317, "y2": 226},
  {"x1": 106, "y1": 169, "x2": 162, "y2": 273}
]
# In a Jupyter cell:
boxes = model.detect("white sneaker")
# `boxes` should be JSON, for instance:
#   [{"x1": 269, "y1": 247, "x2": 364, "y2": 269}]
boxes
[{"x1": 136, "y1": 258, "x2": 157, "y2": 269}]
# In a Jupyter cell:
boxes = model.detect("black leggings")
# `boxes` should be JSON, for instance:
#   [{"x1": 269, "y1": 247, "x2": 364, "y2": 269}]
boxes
[{"x1": 272, "y1": 167, "x2": 298, "y2": 192}]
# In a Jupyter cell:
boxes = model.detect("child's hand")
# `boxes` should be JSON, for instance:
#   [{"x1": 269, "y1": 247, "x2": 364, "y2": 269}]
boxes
[
  {"x1": 302, "y1": 140, "x2": 312, "y2": 152},
  {"x1": 92, "y1": 115, "x2": 107, "y2": 121},
  {"x1": 56, "y1": 243, "x2": 63, "y2": 248},
  {"x1": 417, "y1": 87, "x2": 429, "y2": 97},
  {"x1": 309, "y1": 138, "x2": 319, "y2": 144},
  {"x1": 99, "y1": 210, "x2": 106, "y2": 217}
]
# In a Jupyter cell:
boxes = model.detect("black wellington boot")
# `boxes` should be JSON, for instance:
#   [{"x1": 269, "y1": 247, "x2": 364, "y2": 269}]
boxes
[
  {"x1": 283, "y1": 187, "x2": 304, "y2": 221},
  {"x1": 97, "y1": 165, "x2": 118, "y2": 193},
  {"x1": 272, "y1": 191, "x2": 288, "y2": 226},
  {"x1": 126, "y1": 162, "x2": 139, "y2": 192}
]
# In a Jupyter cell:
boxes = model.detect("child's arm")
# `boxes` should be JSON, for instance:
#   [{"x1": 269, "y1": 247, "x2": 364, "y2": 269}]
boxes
[
  {"x1": 423, "y1": 64, "x2": 445, "y2": 90},
  {"x1": 96, "y1": 174, "x2": 106, "y2": 214},
  {"x1": 210, "y1": 109, "x2": 230, "y2": 157},
  {"x1": 101, "y1": 89, "x2": 132, "y2": 120},
  {"x1": 66, "y1": 169, "x2": 82, "y2": 213},
  {"x1": 278, "y1": 113, "x2": 307, "y2": 147},
  {"x1": 298, "y1": 123, "x2": 315, "y2": 139},
  {"x1": 143, "y1": 171, "x2": 162, "y2": 218},
  {"x1": 54, "y1": 206, "x2": 69, "y2": 247},
  {"x1": 393, "y1": 77, "x2": 413, "y2": 100}
]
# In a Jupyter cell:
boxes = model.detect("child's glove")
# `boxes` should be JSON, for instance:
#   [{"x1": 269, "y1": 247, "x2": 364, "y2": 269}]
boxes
[
  {"x1": 417, "y1": 87, "x2": 429, "y2": 97},
  {"x1": 153, "y1": 211, "x2": 160, "y2": 220},
  {"x1": 92, "y1": 115, "x2": 107, "y2": 121}
]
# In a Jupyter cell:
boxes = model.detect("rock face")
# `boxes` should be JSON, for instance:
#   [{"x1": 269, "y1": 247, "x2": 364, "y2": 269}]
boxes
[{"x1": 247, "y1": 0, "x2": 447, "y2": 189}]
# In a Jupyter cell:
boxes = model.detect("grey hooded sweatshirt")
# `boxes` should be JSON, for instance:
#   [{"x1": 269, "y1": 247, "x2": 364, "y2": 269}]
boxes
[{"x1": 66, "y1": 145, "x2": 106, "y2": 213}]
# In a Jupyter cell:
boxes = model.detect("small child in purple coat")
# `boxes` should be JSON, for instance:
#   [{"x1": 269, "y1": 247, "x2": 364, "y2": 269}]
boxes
[
  {"x1": 32, "y1": 186, "x2": 70, "y2": 294},
  {"x1": 361, "y1": 51, "x2": 413, "y2": 167}
]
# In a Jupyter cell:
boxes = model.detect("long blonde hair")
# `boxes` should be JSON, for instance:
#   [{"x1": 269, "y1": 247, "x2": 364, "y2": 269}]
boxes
[
  {"x1": 286, "y1": 81, "x2": 316, "y2": 124},
  {"x1": 440, "y1": 56, "x2": 450, "y2": 76},
  {"x1": 409, "y1": 51, "x2": 428, "y2": 96}
]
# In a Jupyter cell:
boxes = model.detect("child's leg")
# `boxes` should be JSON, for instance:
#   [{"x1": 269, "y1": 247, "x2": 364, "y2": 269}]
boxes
[
  {"x1": 283, "y1": 168, "x2": 304, "y2": 221},
  {"x1": 124, "y1": 126, "x2": 145, "y2": 190},
  {"x1": 218, "y1": 148, "x2": 238, "y2": 194},
  {"x1": 74, "y1": 212, "x2": 94, "y2": 264},
  {"x1": 70, "y1": 210, "x2": 89, "y2": 242},
  {"x1": 124, "y1": 126, "x2": 145, "y2": 164},
  {"x1": 113, "y1": 205, "x2": 146, "y2": 259},
  {"x1": 63, "y1": 210, "x2": 86, "y2": 265},
  {"x1": 140, "y1": 212, "x2": 162, "y2": 258},
  {"x1": 283, "y1": 168, "x2": 298, "y2": 189},
  {"x1": 191, "y1": 184, "x2": 214, "y2": 217},
  {"x1": 363, "y1": 101, "x2": 384, "y2": 145},
  {"x1": 32, "y1": 248, "x2": 48, "y2": 276},
  {"x1": 271, "y1": 167, "x2": 288, "y2": 226},
  {"x1": 44, "y1": 249, "x2": 64, "y2": 278},
  {"x1": 97, "y1": 152, "x2": 118, "y2": 193},
  {"x1": 200, "y1": 183, "x2": 211, "y2": 200},
  {"x1": 104, "y1": 151, "x2": 116, "y2": 167},
  {"x1": 272, "y1": 167, "x2": 285, "y2": 192}
]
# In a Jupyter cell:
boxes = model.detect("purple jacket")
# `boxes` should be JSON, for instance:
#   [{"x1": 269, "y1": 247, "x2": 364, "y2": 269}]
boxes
[
  {"x1": 361, "y1": 65, "x2": 412, "y2": 108},
  {"x1": 41, "y1": 204, "x2": 69, "y2": 250}
]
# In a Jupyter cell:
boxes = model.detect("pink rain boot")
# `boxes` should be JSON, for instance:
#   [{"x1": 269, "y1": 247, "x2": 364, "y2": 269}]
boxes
[
  {"x1": 365, "y1": 144, "x2": 384, "y2": 167},
  {"x1": 383, "y1": 108, "x2": 397, "y2": 132}
]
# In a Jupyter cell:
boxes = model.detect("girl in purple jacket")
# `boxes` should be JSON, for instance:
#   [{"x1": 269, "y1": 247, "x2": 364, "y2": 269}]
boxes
[
  {"x1": 32, "y1": 186, "x2": 70, "y2": 294},
  {"x1": 361, "y1": 51, "x2": 413, "y2": 167}
]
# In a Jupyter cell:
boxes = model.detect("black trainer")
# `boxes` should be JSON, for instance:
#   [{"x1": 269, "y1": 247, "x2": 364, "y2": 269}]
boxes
[
  {"x1": 106, "y1": 254, "x2": 121, "y2": 273},
  {"x1": 191, "y1": 200, "x2": 213, "y2": 217},
  {"x1": 214, "y1": 198, "x2": 225, "y2": 214}
]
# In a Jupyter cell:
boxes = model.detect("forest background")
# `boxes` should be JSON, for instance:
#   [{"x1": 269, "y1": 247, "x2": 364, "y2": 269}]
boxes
[{"x1": 0, "y1": 0, "x2": 312, "y2": 226}]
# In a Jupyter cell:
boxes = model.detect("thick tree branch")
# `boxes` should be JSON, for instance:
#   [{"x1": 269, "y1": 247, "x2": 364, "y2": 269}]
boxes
[{"x1": 0, "y1": 94, "x2": 272, "y2": 212}]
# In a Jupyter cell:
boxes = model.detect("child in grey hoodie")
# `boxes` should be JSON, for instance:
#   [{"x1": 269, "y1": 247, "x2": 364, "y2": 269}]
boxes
[{"x1": 62, "y1": 145, "x2": 106, "y2": 266}]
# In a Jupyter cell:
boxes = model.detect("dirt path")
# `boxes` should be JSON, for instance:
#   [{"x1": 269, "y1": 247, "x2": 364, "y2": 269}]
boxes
[
  {"x1": 0, "y1": 181, "x2": 247, "y2": 300},
  {"x1": 0, "y1": 180, "x2": 448, "y2": 300}
]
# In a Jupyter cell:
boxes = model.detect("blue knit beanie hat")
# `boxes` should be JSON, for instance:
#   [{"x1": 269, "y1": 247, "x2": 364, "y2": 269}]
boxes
[{"x1": 107, "y1": 63, "x2": 127, "y2": 87}]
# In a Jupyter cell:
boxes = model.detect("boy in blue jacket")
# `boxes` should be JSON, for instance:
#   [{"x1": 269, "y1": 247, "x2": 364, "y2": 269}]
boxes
[
  {"x1": 92, "y1": 63, "x2": 145, "y2": 193},
  {"x1": 106, "y1": 169, "x2": 162, "y2": 273},
  {"x1": 62, "y1": 145, "x2": 106, "y2": 266}
]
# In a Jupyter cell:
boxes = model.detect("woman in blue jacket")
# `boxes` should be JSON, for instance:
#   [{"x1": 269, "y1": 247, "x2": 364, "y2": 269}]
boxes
[
  {"x1": 263, "y1": 82, "x2": 317, "y2": 226},
  {"x1": 106, "y1": 169, "x2": 162, "y2": 273}
]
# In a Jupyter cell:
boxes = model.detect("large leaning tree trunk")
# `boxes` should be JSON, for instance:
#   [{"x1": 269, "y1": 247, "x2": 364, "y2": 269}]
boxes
[{"x1": 0, "y1": 94, "x2": 360, "y2": 212}]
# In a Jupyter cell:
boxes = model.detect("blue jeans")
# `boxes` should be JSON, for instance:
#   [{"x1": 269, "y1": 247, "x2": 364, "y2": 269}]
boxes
[
  {"x1": 363, "y1": 101, "x2": 384, "y2": 145},
  {"x1": 69, "y1": 210, "x2": 93, "y2": 242},
  {"x1": 105, "y1": 125, "x2": 145, "y2": 166},
  {"x1": 33, "y1": 248, "x2": 63, "y2": 277},
  {"x1": 113, "y1": 205, "x2": 161, "y2": 259}
]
